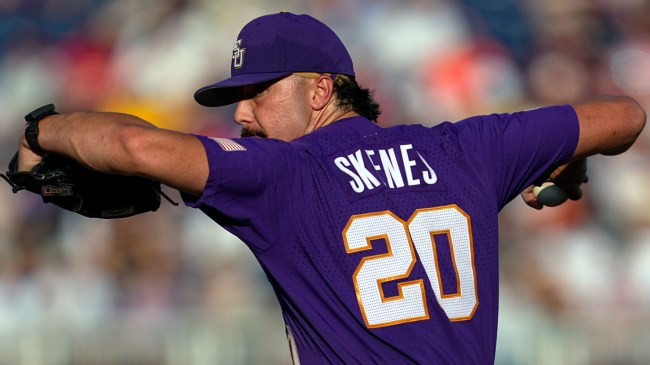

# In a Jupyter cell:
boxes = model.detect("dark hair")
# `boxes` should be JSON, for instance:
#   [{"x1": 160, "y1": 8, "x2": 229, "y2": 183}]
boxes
[{"x1": 333, "y1": 75, "x2": 381, "y2": 123}]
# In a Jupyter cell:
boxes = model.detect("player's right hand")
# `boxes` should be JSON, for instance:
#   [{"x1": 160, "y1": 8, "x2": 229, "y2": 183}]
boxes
[
  {"x1": 520, "y1": 158, "x2": 588, "y2": 209},
  {"x1": 548, "y1": 158, "x2": 588, "y2": 200}
]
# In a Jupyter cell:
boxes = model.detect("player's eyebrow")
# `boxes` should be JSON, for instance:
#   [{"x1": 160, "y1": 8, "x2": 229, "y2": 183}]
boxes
[{"x1": 238, "y1": 79, "x2": 279, "y2": 99}]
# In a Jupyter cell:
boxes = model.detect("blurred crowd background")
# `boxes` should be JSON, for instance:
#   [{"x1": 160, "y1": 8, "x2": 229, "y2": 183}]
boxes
[{"x1": 0, "y1": 0, "x2": 649, "y2": 364}]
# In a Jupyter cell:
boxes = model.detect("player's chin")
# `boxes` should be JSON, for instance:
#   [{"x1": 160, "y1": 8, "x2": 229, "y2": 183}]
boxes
[{"x1": 241, "y1": 128, "x2": 267, "y2": 138}]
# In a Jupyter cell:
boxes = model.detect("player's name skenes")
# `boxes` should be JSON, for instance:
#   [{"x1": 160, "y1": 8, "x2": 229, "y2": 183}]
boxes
[{"x1": 333, "y1": 144, "x2": 437, "y2": 193}]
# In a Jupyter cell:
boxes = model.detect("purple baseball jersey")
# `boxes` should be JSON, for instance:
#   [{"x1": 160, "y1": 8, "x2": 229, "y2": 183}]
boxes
[{"x1": 184, "y1": 105, "x2": 579, "y2": 364}]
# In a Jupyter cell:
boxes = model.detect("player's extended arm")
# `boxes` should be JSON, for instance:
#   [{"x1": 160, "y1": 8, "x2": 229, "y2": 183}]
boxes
[
  {"x1": 571, "y1": 95, "x2": 646, "y2": 160},
  {"x1": 17, "y1": 111, "x2": 208, "y2": 196},
  {"x1": 522, "y1": 95, "x2": 646, "y2": 209}
]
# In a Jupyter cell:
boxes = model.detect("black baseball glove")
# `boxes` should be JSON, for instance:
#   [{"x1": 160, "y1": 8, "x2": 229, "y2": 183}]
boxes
[{"x1": 1, "y1": 104, "x2": 176, "y2": 219}]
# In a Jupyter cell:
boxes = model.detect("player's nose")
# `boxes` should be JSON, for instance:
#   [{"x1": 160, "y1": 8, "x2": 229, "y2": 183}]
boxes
[{"x1": 233, "y1": 100, "x2": 254, "y2": 126}]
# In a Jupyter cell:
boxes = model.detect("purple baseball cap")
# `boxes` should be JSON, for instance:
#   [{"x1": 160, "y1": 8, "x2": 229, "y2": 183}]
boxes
[{"x1": 194, "y1": 12, "x2": 355, "y2": 107}]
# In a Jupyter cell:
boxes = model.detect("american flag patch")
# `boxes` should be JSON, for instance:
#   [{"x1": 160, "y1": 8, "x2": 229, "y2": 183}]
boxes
[{"x1": 211, "y1": 138, "x2": 247, "y2": 151}]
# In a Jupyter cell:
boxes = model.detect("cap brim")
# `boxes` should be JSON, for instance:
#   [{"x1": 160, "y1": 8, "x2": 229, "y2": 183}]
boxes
[{"x1": 194, "y1": 72, "x2": 292, "y2": 107}]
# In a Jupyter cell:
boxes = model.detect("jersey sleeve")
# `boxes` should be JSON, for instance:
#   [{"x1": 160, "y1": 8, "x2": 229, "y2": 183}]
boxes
[
  {"x1": 182, "y1": 135, "x2": 301, "y2": 253},
  {"x1": 453, "y1": 105, "x2": 579, "y2": 209}
]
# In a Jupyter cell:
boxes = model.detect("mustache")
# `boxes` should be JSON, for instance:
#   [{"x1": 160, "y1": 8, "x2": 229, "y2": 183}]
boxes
[{"x1": 240, "y1": 128, "x2": 268, "y2": 138}]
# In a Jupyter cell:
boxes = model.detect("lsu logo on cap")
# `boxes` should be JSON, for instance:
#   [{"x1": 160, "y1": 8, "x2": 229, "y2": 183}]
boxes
[{"x1": 232, "y1": 39, "x2": 245, "y2": 69}]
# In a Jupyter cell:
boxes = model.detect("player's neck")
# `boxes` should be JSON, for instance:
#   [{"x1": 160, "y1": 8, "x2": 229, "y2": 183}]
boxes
[{"x1": 308, "y1": 108, "x2": 359, "y2": 134}]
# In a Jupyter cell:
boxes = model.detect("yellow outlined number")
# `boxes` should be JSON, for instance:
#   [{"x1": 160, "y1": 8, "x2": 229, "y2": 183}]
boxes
[{"x1": 343, "y1": 205, "x2": 478, "y2": 328}]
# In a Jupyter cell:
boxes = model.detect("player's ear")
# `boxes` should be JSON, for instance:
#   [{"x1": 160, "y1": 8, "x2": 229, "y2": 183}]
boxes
[{"x1": 310, "y1": 75, "x2": 335, "y2": 111}]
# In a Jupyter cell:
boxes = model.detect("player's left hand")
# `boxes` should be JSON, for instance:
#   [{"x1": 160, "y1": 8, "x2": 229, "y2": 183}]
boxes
[{"x1": 521, "y1": 158, "x2": 589, "y2": 209}]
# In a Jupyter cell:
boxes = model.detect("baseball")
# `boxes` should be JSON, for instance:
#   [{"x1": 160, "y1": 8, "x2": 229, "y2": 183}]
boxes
[{"x1": 532, "y1": 182, "x2": 568, "y2": 207}]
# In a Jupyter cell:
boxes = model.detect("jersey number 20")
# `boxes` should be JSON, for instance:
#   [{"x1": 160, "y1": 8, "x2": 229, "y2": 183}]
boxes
[{"x1": 343, "y1": 205, "x2": 478, "y2": 328}]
